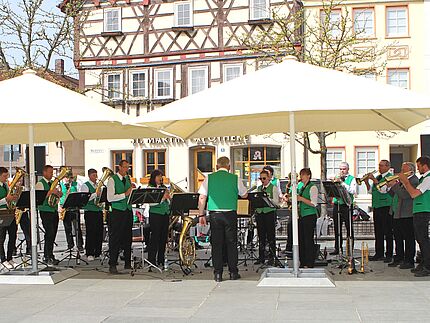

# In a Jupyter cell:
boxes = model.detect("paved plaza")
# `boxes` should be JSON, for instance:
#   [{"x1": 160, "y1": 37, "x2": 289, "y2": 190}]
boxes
[{"x1": 1, "y1": 225, "x2": 430, "y2": 322}]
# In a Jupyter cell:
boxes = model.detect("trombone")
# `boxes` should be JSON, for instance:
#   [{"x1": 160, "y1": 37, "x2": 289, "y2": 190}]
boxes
[
  {"x1": 355, "y1": 170, "x2": 377, "y2": 185},
  {"x1": 376, "y1": 171, "x2": 414, "y2": 190}
]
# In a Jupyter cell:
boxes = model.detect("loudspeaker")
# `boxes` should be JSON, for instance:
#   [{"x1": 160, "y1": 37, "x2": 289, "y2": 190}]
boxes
[
  {"x1": 421, "y1": 135, "x2": 430, "y2": 157},
  {"x1": 26, "y1": 146, "x2": 46, "y2": 176}
]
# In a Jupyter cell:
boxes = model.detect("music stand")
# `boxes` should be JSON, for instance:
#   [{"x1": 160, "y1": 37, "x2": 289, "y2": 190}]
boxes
[
  {"x1": 128, "y1": 188, "x2": 164, "y2": 274},
  {"x1": 323, "y1": 181, "x2": 356, "y2": 274},
  {"x1": 169, "y1": 193, "x2": 199, "y2": 275},
  {"x1": 58, "y1": 192, "x2": 91, "y2": 267},
  {"x1": 247, "y1": 191, "x2": 284, "y2": 271},
  {"x1": 0, "y1": 209, "x2": 15, "y2": 228}
]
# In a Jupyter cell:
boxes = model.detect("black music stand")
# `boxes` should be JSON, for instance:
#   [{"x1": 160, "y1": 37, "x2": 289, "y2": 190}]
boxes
[
  {"x1": 128, "y1": 188, "x2": 164, "y2": 274},
  {"x1": 168, "y1": 193, "x2": 199, "y2": 275},
  {"x1": 247, "y1": 192, "x2": 284, "y2": 271},
  {"x1": 58, "y1": 192, "x2": 91, "y2": 267},
  {"x1": 323, "y1": 181, "x2": 356, "y2": 274},
  {"x1": 0, "y1": 210, "x2": 15, "y2": 228}
]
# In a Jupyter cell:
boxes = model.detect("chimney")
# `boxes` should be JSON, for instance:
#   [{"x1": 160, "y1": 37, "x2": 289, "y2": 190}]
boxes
[{"x1": 55, "y1": 59, "x2": 65, "y2": 76}]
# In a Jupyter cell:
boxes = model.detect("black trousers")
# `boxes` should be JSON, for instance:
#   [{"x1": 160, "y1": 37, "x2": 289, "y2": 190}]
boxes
[
  {"x1": 0, "y1": 219, "x2": 17, "y2": 262},
  {"x1": 63, "y1": 210, "x2": 83, "y2": 249},
  {"x1": 148, "y1": 212, "x2": 169, "y2": 265},
  {"x1": 413, "y1": 212, "x2": 430, "y2": 269},
  {"x1": 209, "y1": 211, "x2": 238, "y2": 275},
  {"x1": 286, "y1": 217, "x2": 293, "y2": 252},
  {"x1": 393, "y1": 217, "x2": 415, "y2": 264},
  {"x1": 333, "y1": 203, "x2": 351, "y2": 252},
  {"x1": 373, "y1": 206, "x2": 393, "y2": 257},
  {"x1": 108, "y1": 209, "x2": 133, "y2": 267},
  {"x1": 255, "y1": 211, "x2": 276, "y2": 262},
  {"x1": 40, "y1": 211, "x2": 59, "y2": 259},
  {"x1": 299, "y1": 214, "x2": 316, "y2": 268},
  {"x1": 19, "y1": 211, "x2": 31, "y2": 253},
  {"x1": 84, "y1": 211, "x2": 104, "y2": 257}
]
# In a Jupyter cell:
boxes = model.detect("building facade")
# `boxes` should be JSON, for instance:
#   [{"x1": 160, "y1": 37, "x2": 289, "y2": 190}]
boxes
[{"x1": 66, "y1": 0, "x2": 428, "y2": 196}]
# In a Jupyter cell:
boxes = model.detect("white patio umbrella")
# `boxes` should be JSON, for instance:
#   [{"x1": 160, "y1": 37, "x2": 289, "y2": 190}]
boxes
[
  {"x1": 135, "y1": 58, "x2": 430, "y2": 277},
  {"x1": 0, "y1": 70, "x2": 170, "y2": 273}
]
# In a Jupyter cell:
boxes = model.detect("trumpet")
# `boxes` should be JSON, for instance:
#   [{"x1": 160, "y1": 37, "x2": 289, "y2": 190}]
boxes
[
  {"x1": 356, "y1": 170, "x2": 377, "y2": 185},
  {"x1": 376, "y1": 171, "x2": 414, "y2": 190}
]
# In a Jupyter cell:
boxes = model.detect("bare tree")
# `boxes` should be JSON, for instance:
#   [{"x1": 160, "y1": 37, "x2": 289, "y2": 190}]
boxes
[
  {"x1": 0, "y1": 0, "x2": 83, "y2": 73},
  {"x1": 242, "y1": 0, "x2": 391, "y2": 179}
]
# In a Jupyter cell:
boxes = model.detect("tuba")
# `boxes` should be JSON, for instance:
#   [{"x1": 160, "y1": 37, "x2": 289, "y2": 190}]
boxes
[
  {"x1": 8, "y1": 167, "x2": 27, "y2": 225},
  {"x1": 47, "y1": 167, "x2": 71, "y2": 207},
  {"x1": 178, "y1": 215, "x2": 197, "y2": 274},
  {"x1": 95, "y1": 167, "x2": 114, "y2": 207}
]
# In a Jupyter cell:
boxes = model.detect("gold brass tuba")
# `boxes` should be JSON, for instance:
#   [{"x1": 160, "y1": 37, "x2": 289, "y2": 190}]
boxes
[
  {"x1": 47, "y1": 167, "x2": 71, "y2": 207},
  {"x1": 167, "y1": 181, "x2": 185, "y2": 233},
  {"x1": 355, "y1": 170, "x2": 377, "y2": 185},
  {"x1": 376, "y1": 171, "x2": 413, "y2": 190},
  {"x1": 179, "y1": 215, "x2": 196, "y2": 273},
  {"x1": 95, "y1": 167, "x2": 114, "y2": 207},
  {"x1": 8, "y1": 167, "x2": 27, "y2": 225}
]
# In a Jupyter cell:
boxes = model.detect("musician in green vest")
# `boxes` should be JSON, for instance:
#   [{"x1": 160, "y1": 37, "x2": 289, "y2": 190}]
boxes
[
  {"x1": 0, "y1": 167, "x2": 18, "y2": 270},
  {"x1": 365, "y1": 159, "x2": 394, "y2": 262},
  {"x1": 198, "y1": 156, "x2": 248, "y2": 282},
  {"x1": 296, "y1": 168, "x2": 318, "y2": 268},
  {"x1": 399, "y1": 156, "x2": 430, "y2": 277},
  {"x1": 106, "y1": 160, "x2": 134, "y2": 274},
  {"x1": 60, "y1": 173, "x2": 83, "y2": 252},
  {"x1": 330, "y1": 162, "x2": 357, "y2": 256},
  {"x1": 254, "y1": 170, "x2": 280, "y2": 266},
  {"x1": 35, "y1": 165, "x2": 62, "y2": 265},
  {"x1": 263, "y1": 165, "x2": 283, "y2": 201},
  {"x1": 80, "y1": 168, "x2": 103, "y2": 261}
]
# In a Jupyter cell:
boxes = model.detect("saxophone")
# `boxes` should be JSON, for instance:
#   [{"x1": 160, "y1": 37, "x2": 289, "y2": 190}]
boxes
[
  {"x1": 47, "y1": 167, "x2": 71, "y2": 208},
  {"x1": 59, "y1": 181, "x2": 72, "y2": 221},
  {"x1": 8, "y1": 167, "x2": 27, "y2": 225},
  {"x1": 178, "y1": 215, "x2": 197, "y2": 273}
]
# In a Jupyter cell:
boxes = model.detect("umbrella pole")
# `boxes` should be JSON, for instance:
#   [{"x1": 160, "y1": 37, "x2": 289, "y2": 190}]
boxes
[
  {"x1": 28, "y1": 124, "x2": 38, "y2": 272},
  {"x1": 289, "y1": 112, "x2": 300, "y2": 276}
]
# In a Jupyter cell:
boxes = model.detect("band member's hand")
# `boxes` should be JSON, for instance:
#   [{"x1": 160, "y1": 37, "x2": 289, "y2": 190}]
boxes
[
  {"x1": 56, "y1": 189, "x2": 63, "y2": 197},
  {"x1": 386, "y1": 180, "x2": 398, "y2": 188},
  {"x1": 296, "y1": 196, "x2": 303, "y2": 202},
  {"x1": 96, "y1": 190, "x2": 102, "y2": 197},
  {"x1": 131, "y1": 182, "x2": 137, "y2": 189},
  {"x1": 199, "y1": 216, "x2": 207, "y2": 226},
  {"x1": 5, "y1": 194, "x2": 17, "y2": 202},
  {"x1": 398, "y1": 173, "x2": 408, "y2": 184},
  {"x1": 163, "y1": 191, "x2": 171, "y2": 200},
  {"x1": 125, "y1": 187, "x2": 133, "y2": 196}
]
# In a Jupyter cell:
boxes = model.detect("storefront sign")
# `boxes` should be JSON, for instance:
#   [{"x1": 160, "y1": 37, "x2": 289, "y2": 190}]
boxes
[
  {"x1": 134, "y1": 136, "x2": 249, "y2": 146},
  {"x1": 90, "y1": 149, "x2": 105, "y2": 154}
]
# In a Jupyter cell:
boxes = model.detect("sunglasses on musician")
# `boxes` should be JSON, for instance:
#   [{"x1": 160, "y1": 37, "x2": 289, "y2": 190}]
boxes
[{"x1": 259, "y1": 177, "x2": 267, "y2": 180}]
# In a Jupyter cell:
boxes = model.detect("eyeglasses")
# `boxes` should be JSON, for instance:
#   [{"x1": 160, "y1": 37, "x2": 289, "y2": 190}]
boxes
[{"x1": 259, "y1": 177, "x2": 267, "y2": 180}]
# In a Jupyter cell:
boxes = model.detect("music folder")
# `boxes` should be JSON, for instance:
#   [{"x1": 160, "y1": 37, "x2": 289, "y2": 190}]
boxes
[
  {"x1": 247, "y1": 191, "x2": 277, "y2": 209},
  {"x1": 170, "y1": 193, "x2": 199, "y2": 216},
  {"x1": 16, "y1": 190, "x2": 48, "y2": 209}
]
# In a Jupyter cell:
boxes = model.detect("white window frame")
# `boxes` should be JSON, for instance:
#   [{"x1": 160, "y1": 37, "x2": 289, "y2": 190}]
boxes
[
  {"x1": 386, "y1": 7, "x2": 408, "y2": 37},
  {"x1": 353, "y1": 8, "x2": 375, "y2": 38},
  {"x1": 188, "y1": 66, "x2": 208, "y2": 95},
  {"x1": 321, "y1": 10, "x2": 341, "y2": 39},
  {"x1": 250, "y1": 0, "x2": 270, "y2": 20},
  {"x1": 105, "y1": 73, "x2": 122, "y2": 100},
  {"x1": 129, "y1": 70, "x2": 148, "y2": 99},
  {"x1": 104, "y1": 8, "x2": 122, "y2": 32},
  {"x1": 326, "y1": 148, "x2": 346, "y2": 179},
  {"x1": 174, "y1": 1, "x2": 193, "y2": 27},
  {"x1": 154, "y1": 69, "x2": 173, "y2": 99},
  {"x1": 356, "y1": 146, "x2": 378, "y2": 194},
  {"x1": 387, "y1": 68, "x2": 409, "y2": 89},
  {"x1": 223, "y1": 64, "x2": 243, "y2": 82}
]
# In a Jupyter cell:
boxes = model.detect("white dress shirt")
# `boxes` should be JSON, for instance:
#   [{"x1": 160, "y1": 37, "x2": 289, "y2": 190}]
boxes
[
  {"x1": 417, "y1": 170, "x2": 430, "y2": 193},
  {"x1": 368, "y1": 171, "x2": 390, "y2": 194},
  {"x1": 309, "y1": 185, "x2": 319, "y2": 207},
  {"x1": 79, "y1": 180, "x2": 97, "y2": 202},
  {"x1": 35, "y1": 177, "x2": 52, "y2": 190},
  {"x1": 107, "y1": 173, "x2": 128, "y2": 203},
  {"x1": 261, "y1": 183, "x2": 281, "y2": 207},
  {"x1": 341, "y1": 174, "x2": 357, "y2": 196}
]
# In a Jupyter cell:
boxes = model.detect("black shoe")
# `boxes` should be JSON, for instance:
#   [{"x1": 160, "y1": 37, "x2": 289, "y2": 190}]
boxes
[
  {"x1": 383, "y1": 257, "x2": 393, "y2": 263},
  {"x1": 78, "y1": 247, "x2": 84, "y2": 253},
  {"x1": 214, "y1": 273, "x2": 222, "y2": 282},
  {"x1": 254, "y1": 260, "x2": 264, "y2": 265},
  {"x1": 230, "y1": 272, "x2": 241, "y2": 280},
  {"x1": 329, "y1": 250, "x2": 339, "y2": 255},
  {"x1": 411, "y1": 263, "x2": 424, "y2": 273},
  {"x1": 414, "y1": 267, "x2": 430, "y2": 277},
  {"x1": 399, "y1": 262, "x2": 415, "y2": 270},
  {"x1": 369, "y1": 255, "x2": 384, "y2": 261},
  {"x1": 124, "y1": 263, "x2": 132, "y2": 270},
  {"x1": 109, "y1": 265, "x2": 118, "y2": 274},
  {"x1": 266, "y1": 259, "x2": 275, "y2": 266},
  {"x1": 50, "y1": 257, "x2": 59, "y2": 266},
  {"x1": 387, "y1": 261, "x2": 400, "y2": 267}
]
